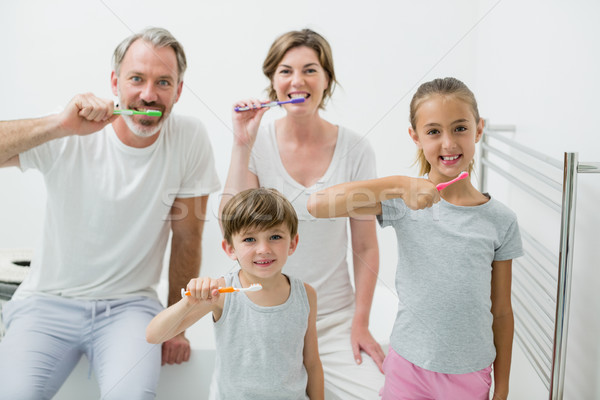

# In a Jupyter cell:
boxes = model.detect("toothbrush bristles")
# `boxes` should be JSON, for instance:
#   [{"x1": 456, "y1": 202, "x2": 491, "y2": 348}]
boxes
[{"x1": 144, "y1": 110, "x2": 162, "y2": 117}]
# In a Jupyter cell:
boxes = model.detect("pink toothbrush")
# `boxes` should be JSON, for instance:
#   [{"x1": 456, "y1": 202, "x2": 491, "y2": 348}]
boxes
[{"x1": 436, "y1": 171, "x2": 469, "y2": 191}]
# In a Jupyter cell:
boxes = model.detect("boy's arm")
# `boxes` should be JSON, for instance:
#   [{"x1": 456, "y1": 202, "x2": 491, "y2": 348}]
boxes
[
  {"x1": 490, "y1": 259, "x2": 514, "y2": 400},
  {"x1": 146, "y1": 277, "x2": 225, "y2": 345},
  {"x1": 307, "y1": 176, "x2": 439, "y2": 218},
  {"x1": 303, "y1": 283, "x2": 324, "y2": 400}
]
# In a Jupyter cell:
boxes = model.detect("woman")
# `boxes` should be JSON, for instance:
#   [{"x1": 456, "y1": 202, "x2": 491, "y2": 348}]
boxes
[{"x1": 220, "y1": 29, "x2": 384, "y2": 399}]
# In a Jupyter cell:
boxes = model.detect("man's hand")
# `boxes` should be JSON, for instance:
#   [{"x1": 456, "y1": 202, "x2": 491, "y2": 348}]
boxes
[
  {"x1": 0, "y1": 92, "x2": 118, "y2": 167},
  {"x1": 161, "y1": 332, "x2": 191, "y2": 365},
  {"x1": 58, "y1": 93, "x2": 118, "y2": 137}
]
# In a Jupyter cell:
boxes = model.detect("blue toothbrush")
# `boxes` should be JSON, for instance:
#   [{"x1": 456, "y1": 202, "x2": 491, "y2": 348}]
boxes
[{"x1": 234, "y1": 97, "x2": 305, "y2": 112}]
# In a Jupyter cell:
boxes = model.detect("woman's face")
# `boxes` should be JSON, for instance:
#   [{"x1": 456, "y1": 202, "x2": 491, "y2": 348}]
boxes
[{"x1": 272, "y1": 46, "x2": 329, "y2": 115}]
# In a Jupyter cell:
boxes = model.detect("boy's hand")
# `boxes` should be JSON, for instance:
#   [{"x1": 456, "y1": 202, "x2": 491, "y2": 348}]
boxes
[
  {"x1": 184, "y1": 277, "x2": 221, "y2": 304},
  {"x1": 402, "y1": 177, "x2": 440, "y2": 210}
]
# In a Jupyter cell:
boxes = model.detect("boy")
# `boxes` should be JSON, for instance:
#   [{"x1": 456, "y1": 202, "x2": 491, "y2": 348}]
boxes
[{"x1": 147, "y1": 188, "x2": 324, "y2": 400}]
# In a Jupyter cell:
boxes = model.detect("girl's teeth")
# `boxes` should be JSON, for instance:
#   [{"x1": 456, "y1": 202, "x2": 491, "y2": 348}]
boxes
[{"x1": 442, "y1": 155, "x2": 459, "y2": 161}]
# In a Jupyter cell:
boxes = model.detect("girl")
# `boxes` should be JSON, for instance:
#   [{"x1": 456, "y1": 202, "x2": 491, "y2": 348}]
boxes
[
  {"x1": 307, "y1": 77, "x2": 523, "y2": 400},
  {"x1": 220, "y1": 29, "x2": 384, "y2": 399}
]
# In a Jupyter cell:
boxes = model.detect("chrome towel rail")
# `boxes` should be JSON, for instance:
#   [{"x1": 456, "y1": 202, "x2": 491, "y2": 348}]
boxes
[{"x1": 479, "y1": 121, "x2": 600, "y2": 400}]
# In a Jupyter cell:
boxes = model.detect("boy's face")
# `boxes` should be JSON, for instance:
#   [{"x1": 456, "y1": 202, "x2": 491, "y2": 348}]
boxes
[{"x1": 222, "y1": 223, "x2": 298, "y2": 280}]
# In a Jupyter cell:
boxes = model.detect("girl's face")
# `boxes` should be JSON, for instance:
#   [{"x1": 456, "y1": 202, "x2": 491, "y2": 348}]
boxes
[
  {"x1": 409, "y1": 94, "x2": 483, "y2": 181},
  {"x1": 272, "y1": 46, "x2": 329, "y2": 115}
]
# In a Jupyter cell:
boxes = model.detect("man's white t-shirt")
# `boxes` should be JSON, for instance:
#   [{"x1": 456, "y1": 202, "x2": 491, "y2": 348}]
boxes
[{"x1": 16, "y1": 114, "x2": 221, "y2": 300}]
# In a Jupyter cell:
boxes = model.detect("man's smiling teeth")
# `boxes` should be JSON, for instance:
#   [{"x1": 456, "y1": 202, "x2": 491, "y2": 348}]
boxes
[
  {"x1": 441, "y1": 155, "x2": 460, "y2": 161},
  {"x1": 255, "y1": 261, "x2": 271, "y2": 264}
]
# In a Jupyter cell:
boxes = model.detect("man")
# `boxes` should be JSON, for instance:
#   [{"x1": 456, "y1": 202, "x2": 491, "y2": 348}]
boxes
[{"x1": 0, "y1": 27, "x2": 220, "y2": 399}]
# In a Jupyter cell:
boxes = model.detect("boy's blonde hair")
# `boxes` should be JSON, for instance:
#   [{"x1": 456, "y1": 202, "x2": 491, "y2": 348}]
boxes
[
  {"x1": 222, "y1": 188, "x2": 298, "y2": 245},
  {"x1": 409, "y1": 77, "x2": 480, "y2": 176}
]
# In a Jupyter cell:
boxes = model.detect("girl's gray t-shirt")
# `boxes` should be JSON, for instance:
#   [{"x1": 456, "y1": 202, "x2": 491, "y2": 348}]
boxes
[{"x1": 378, "y1": 196, "x2": 523, "y2": 374}]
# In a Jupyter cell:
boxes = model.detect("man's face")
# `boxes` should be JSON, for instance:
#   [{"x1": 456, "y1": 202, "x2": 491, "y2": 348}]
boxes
[{"x1": 111, "y1": 39, "x2": 183, "y2": 138}]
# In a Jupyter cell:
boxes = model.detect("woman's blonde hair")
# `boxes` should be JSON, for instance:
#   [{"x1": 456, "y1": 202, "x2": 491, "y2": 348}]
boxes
[
  {"x1": 409, "y1": 77, "x2": 480, "y2": 176},
  {"x1": 262, "y1": 29, "x2": 337, "y2": 109}
]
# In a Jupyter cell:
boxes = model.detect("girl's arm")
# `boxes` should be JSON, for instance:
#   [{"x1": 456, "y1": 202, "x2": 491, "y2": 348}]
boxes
[
  {"x1": 146, "y1": 277, "x2": 225, "y2": 344},
  {"x1": 307, "y1": 176, "x2": 439, "y2": 218},
  {"x1": 303, "y1": 284, "x2": 324, "y2": 400},
  {"x1": 490, "y1": 259, "x2": 514, "y2": 400},
  {"x1": 348, "y1": 216, "x2": 385, "y2": 372}
]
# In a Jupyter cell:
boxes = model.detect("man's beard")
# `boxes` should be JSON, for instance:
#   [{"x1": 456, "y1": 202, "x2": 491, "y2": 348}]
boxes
[
  {"x1": 121, "y1": 113, "x2": 164, "y2": 138},
  {"x1": 117, "y1": 86, "x2": 172, "y2": 138}
]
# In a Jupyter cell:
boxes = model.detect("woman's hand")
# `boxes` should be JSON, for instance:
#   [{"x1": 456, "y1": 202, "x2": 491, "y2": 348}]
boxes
[
  {"x1": 231, "y1": 98, "x2": 269, "y2": 148},
  {"x1": 351, "y1": 323, "x2": 385, "y2": 373}
]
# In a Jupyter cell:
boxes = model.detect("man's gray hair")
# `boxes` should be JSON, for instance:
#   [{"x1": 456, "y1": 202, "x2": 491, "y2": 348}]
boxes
[{"x1": 112, "y1": 27, "x2": 187, "y2": 82}]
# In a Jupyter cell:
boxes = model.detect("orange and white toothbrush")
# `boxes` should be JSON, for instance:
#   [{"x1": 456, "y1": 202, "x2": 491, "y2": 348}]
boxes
[{"x1": 181, "y1": 283, "x2": 262, "y2": 297}]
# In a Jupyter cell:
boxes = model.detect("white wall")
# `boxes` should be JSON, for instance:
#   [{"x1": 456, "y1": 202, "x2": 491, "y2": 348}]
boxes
[
  {"x1": 0, "y1": 0, "x2": 479, "y2": 283},
  {"x1": 1, "y1": 1, "x2": 599, "y2": 398},
  {"x1": 474, "y1": 1, "x2": 600, "y2": 398}
]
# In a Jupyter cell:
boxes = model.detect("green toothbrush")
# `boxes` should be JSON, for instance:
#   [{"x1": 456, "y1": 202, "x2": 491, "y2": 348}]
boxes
[{"x1": 113, "y1": 109, "x2": 162, "y2": 117}]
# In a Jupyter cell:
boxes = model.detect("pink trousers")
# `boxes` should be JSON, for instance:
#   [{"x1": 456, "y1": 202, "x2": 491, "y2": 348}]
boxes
[{"x1": 380, "y1": 347, "x2": 492, "y2": 400}]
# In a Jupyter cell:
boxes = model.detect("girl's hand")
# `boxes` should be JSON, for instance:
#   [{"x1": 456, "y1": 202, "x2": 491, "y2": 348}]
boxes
[
  {"x1": 184, "y1": 277, "x2": 221, "y2": 304},
  {"x1": 401, "y1": 177, "x2": 440, "y2": 210},
  {"x1": 231, "y1": 98, "x2": 269, "y2": 148}
]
